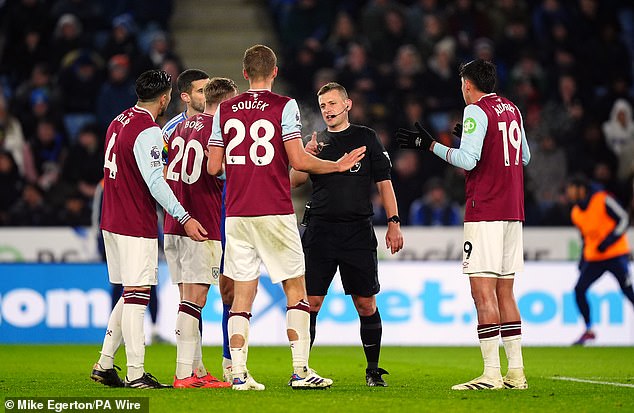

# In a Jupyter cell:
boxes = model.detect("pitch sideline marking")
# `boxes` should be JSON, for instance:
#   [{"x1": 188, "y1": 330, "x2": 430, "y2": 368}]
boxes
[{"x1": 551, "y1": 376, "x2": 634, "y2": 388}]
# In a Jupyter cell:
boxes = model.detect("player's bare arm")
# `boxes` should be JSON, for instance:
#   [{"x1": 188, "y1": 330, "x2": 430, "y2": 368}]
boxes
[
  {"x1": 290, "y1": 168, "x2": 309, "y2": 188},
  {"x1": 285, "y1": 138, "x2": 366, "y2": 174},
  {"x1": 207, "y1": 145, "x2": 225, "y2": 176}
]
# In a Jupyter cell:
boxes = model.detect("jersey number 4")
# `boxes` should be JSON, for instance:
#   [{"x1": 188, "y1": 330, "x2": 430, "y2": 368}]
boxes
[
  {"x1": 224, "y1": 118, "x2": 275, "y2": 166},
  {"x1": 104, "y1": 132, "x2": 118, "y2": 179},
  {"x1": 498, "y1": 120, "x2": 521, "y2": 166},
  {"x1": 166, "y1": 136, "x2": 205, "y2": 184}
]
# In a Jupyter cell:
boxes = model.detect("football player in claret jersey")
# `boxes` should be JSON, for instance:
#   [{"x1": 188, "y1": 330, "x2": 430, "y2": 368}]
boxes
[
  {"x1": 91, "y1": 70, "x2": 207, "y2": 389},
  {"x1": 165, "y1": 77, "x2": 238, "y2": 388},
  {"x1": 397, "y1": 59, "x2": 531, "y2": 390},
  {"x1": 207, "y1": 44, "x2": 366, "y2": 390}
]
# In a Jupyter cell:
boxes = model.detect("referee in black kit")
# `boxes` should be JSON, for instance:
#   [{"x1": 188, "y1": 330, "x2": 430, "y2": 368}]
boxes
[{"x1": 291, "y1": 82, "x2": 404, "y2": 387}]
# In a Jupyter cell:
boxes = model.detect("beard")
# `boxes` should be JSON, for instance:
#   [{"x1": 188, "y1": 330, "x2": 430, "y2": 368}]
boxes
[
  {"x1": 158, "y1": 101, "x2": 168, "y2": 117},
  {"x1": 191, "y1": 100, "x2": 205, "y2": 113}
]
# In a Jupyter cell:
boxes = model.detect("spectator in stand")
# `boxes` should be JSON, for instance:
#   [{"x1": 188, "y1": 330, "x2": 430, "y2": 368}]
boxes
[
  {"x1": 62, "y1": 124, "x2": 103, "y2": 201},
  {"x1": 57, "y1": 51, "x2": 103, "y2": 141},
  {"x1": 425, "y1": 38, "x2": 462, "y2": 133},
  {"x1": 496, "y1": 18, "x2": 532, "y2": 70},
  {"x1": 51, "y1": 14, "x2": 88, "y2": 71},
  {"x1": 13, "y1": 64, "x2": 62, "y2": 122},
  {"x1": 280, "y1": 0, "x2": 333, "y2": 57},
  {"x1": 567, "y1": 119, "x2": 618, "y2": 180},
  {"x1": 19, "y1": 88, "x2": 65, "y2": 143},
  {"x1": 416, "y1": 13, "x2": 450, "y2": 62},
  {"x1": 0, "y1": 0, "x2": 51, "y2": 85},
  {"x1": 325, "y1": 11, "x2": 363, "y2": 68},
  {"x1": 101, "y1": 14, "x2": 139, "y2": 64},
  {"x1": 386, "y1": 45, "x2": 426, "y2": 108},
  {"x1": 370, "y1": 8, "x2": 414, "y2": 75},
  {"x1": 336, "y1": 42, "x2": 380, "y2": 105},
  {"x1": 96, "y1": 54, "x2": 137, "y2": 132},
  {"x1": 6, "y1": 183, "x2": 55, "y2": 226},
  {"x1": 446, "y1": 0, "x2": 491, "y2": 60},
  {"x1": 409, "y1": 177, "x2": 461, "y2": 226},
  {"x1": 141, "y1": 31, "x2": 179, "y2": 73},
  {"x1": 0, "y1": 151, "x2": 24, "y2": 225},
  {"x1": 390, "y1": 151, "x2": 423, "y2": 226},
  {"x1": 527, "y1": 133, "x2": 567, "y2": 210},
  {"x1": 27, "y1": 118, "x2": 66, "y2": 191},
  {"x1": 602, "y1": 99, "x2": 634, "y2": 156},
  {"x1": 541, "y1": 74, "x2": 585, "y2": 145},
  {"x1": 406, "y1": 0, "x2": 441, "y2": 38},
  {"x1": 56, "y1": 190, "x2": 92, "y2": 226},
  {"x1": 0, "y1": 93, "x2": 29, "y2": 177},
  {"x1": 51, "y1": 0, "x2": 105, "y2": 41}
]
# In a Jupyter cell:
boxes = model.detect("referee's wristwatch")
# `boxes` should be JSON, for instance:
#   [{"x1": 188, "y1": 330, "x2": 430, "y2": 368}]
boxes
[{"x1": 387, "y1": 215, "x2": 401, "y2": 224}]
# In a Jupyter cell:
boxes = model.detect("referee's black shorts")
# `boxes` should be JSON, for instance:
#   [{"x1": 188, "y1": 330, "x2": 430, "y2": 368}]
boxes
[{"x1": 302, "y1": 217, "x2": 379, "y2": 297}]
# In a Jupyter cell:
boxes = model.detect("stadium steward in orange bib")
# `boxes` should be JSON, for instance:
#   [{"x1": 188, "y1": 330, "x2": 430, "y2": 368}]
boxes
[{"x1": 566, "y1": 175, "x2": 634, "y2": 345}]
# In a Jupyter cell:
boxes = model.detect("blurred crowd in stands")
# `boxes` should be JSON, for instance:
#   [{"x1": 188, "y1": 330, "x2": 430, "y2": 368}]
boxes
[
  {"x1": 0, "y1": 0, "x2": 180, "y2": 226},
  {"x1": 1, "y1": 0, "x2": 633, "y2": 229},
  {"x1": 268, "y1": 0, "x2": 634, "y2": 226}
]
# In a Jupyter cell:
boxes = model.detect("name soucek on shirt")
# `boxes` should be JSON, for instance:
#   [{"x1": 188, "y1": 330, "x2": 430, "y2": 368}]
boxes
[{"x1": 309, "y1": 124, "x2": 391, "y2": 222}]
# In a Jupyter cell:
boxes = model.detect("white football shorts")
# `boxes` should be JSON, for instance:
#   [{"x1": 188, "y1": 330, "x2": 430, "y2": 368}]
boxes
[
  {"x1": 462, "y1": 221, "x2": 523, "y2": 278},
  {"x1": 164, "y1": 235, "x2": 222, "y2": 285},
  {"x1": 224, "y1": 214, "x2": 305, "y2": 283},
  {"x1": 103, "y1": 230, "x2": 158, "y2": 286}
]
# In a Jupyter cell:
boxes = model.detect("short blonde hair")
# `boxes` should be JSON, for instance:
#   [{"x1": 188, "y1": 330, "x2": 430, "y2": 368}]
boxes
[
  {"x1": 204, "y1": 77, "x2": 238, "y2": 104},
  {"x1": 317, "y1": 82, "x2": 348, "y2": 99},
  {"x1": 243, "y1": 44, "x2": 277, "y2": 81}
]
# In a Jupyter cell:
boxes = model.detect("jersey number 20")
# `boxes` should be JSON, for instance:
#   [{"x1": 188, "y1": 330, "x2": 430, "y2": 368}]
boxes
[
  {"x1": 224, "y1": 118, "x2": 275, "y2": 166},
  {"x1": 166, "y1": 136, "x2": 204, "y2": 184}
]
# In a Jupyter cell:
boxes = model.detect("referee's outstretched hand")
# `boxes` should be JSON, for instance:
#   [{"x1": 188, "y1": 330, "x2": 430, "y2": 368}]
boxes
[
  {"x1": 336, "y1": 146, "x2": 366, "y2": 172},
  {"x1": 184, "y1": 218, "x2": 208, "y2": 241},
  {"x1": 305, "y1": 131, "x2": 319, "y2": 156},
  {"x1": 396, "y1": 122, "x2": 434, "y2": 151}
]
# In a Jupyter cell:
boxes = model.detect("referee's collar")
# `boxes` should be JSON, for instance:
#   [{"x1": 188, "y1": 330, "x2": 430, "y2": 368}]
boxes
[{"x1": 326, "y1": 123, "x2": 351, "y2": 134}]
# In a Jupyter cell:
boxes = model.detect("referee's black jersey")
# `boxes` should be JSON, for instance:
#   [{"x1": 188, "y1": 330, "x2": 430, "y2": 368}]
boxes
[{"x1": 309, "y1": 124, "x2": 392, "y2": 222}]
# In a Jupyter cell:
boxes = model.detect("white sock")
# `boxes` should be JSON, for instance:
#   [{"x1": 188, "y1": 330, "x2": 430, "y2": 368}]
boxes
[
  {"x1": 502, "y1": 336, "x2": 524, "y2": 370},
  {"x1": 193, "y1": 327, "x2": 207, "y2": 377},
  {"x1": 480, "y1": 337, "x2": 501, "y2": 378},
  {"x1": 228, "y1": 313, "x2": 250, "y2": 377},
  {"x1": 175, "y1": 301, "x2": 200, "y2": 379},
  {"x1": 222, "y1": 357, "x2": 232, "y2": 369},
  {"x1": 501, "y1": 321, "x2": 524, "y2": 371},
  {"x1": 98, "y1": 296, "x2": 124, "y2": 369},
  {"x1": 287, "y1": 301, "x2": 310, "y2": 376},
  {"x1": 121, "y1": 290, "x2": 150, "y2": 381},
  {"x1": 477, "y1": 323, "x2": 501, "y2": 378}
]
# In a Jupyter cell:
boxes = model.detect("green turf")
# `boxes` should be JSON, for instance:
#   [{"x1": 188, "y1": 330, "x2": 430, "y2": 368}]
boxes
[{"x1": 1, "y1": 345, "x2": 633, "y2": 412}]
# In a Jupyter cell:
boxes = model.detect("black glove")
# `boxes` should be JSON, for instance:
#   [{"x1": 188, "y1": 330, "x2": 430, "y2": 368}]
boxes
[
  {"x1": 598, "y1": 234, "x2": 618, "y2": 253},
  {"x1": 452, "y1": 123, "x2": 462, "y2": 138},
  {"x1": 396, "y1": 122, "x2": 434, "y2": 150}
]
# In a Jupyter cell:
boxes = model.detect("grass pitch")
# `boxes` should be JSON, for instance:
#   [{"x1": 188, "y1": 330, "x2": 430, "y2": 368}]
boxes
[{"x1": 1, "y1": 345, "x2": 633, "y2": 412}]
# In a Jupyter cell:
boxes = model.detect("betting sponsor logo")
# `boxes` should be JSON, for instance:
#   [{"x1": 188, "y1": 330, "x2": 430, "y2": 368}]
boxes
[{"x1": 463, "y1": 117, "x2": 476, "y2": 134}]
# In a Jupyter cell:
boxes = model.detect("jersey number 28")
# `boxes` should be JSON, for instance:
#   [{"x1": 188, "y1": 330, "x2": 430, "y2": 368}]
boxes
[{"x1": 224, "y1": 118, "x2": 275, "y2": 166}]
